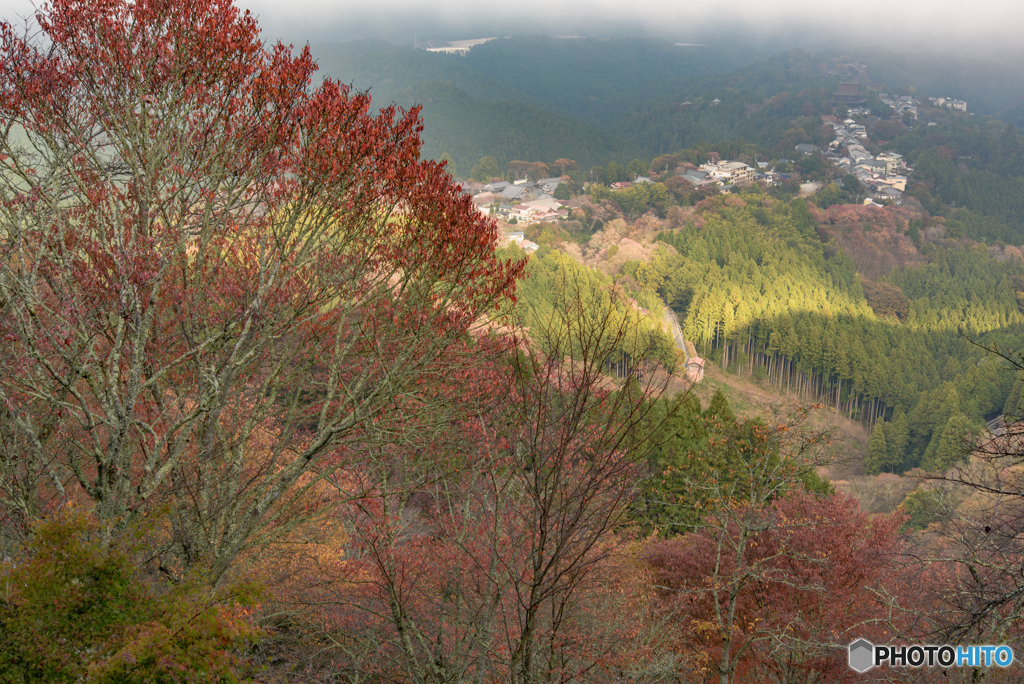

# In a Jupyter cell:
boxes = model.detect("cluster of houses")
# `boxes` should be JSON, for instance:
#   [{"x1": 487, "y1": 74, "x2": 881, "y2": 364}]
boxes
[
  {"x1": 675, "y1": 156, "x2": 830, "y2": 194},
  {"x1": 663, "y1": 126, "x2": 909, "y2": 204},
  {"x1": 927, "y1": 96, "x2": 968, "y2": 113},
  {"x1": 878, "y1": 93, "x2": 920, "y2": 119},
  {"x1": 696, "y1": 160, "x2": 756, "y2": 186},
  {"x1": 820, "y1": 118, "x2": 908, "y2": 204},
  {"x1": 470, "y1": 177, "x2": 571, "y2": 226},
  {"x1": 675, "y1": 159, "x2": 767, "y2": 193},
  {"x1": 471, "y1": 91, "x2": 930, "y2": 233}
]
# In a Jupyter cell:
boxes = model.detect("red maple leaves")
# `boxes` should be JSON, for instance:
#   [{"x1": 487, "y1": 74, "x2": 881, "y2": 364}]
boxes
[{"x1": 0, "y1": 0, "x2": 523, "y2": 579}]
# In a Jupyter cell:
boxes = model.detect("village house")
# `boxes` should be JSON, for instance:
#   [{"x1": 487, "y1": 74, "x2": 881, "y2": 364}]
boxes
[
  {"x1": 680, "y1": 169, "x2": 717, "y2": 189},
  {"x1": 472, "y1": 192, "x2": 496, "y2": 215},
  {"x1": 882, "y1": 175, "x2": 907, "y2": 191},
  {"x1": 877, "y1": 152, "x2": 903, "y2": 176},
  {"x1": 501, "y1": 185, "x2": 527, "y2": 201},
  {"x1": 507, "y1": 204, "x2": 534, "y2": 222},
  {"x1": 929, "y1": 96, "x2": 967, "y2": 113},
  {"x1": 878, "y1": 93, "x2": 920, "y2": 119},
  {"x1": 522, "y1": 197, "x2": 559, "y2": 210},
  {"x1": 876, "y1": 186, "x2": 904, "y2": 204},
  {"x1": 700, "y1": 160, "x2": 755, "y2": 186},
  {"x1": 537, "y1": 177, "x2": 565, "y2": 193}
]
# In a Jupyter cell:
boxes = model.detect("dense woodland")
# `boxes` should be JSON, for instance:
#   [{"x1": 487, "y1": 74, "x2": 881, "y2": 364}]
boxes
[
  {"x1": 650, "y1": 194, "x2": 1020, "y2": 474},
  {"x1": 3, "y1": 2, "x2": 1024, "y2": 683},
  {"x1": 507, "y1": 179, "x2": 1023, "y2": 477}
]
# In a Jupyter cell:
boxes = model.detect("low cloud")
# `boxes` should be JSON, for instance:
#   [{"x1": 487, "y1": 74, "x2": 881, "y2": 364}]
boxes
[
  {"x1": 4, "y1": 0, "x2": 1021, "y2": 59},
  {"x1": 237, "y1": 0, "x2": 1022, "y2": 50}
]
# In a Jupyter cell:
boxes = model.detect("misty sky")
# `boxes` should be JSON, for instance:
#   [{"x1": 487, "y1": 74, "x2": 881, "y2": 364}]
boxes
[{"x1": 3, "y1": 0, "x2": 1024, "y2": 51}]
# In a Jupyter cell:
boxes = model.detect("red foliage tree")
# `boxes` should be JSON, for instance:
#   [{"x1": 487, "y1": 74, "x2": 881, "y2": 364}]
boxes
[
  {"x1": 646, "y1": 491, "x2": 905, "y2": 684},
  {"x1": 0, "y1": 0, "x2": 522, "y2": 580}
]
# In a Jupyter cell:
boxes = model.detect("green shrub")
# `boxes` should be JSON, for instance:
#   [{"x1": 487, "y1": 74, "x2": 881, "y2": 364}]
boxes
[{"x1": 0, "y1": 509, "x2": 261, "y2": 683}]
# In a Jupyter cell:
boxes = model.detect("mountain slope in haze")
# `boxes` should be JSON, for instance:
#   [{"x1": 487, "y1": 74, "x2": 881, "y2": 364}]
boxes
[
  {"x1": 307, "y1": 36, "x2": 785, "y2": 172},
  {"x1": 310, "y1": 39, "x2": 548, "y2": 109},
  {"x1": 458, "y1": 36, "x2": 767, "y2": 124},
  {"x1": 604, "y1": 49, "x2": 840, "y2": 154},
  {"x1": 309, "y1": 40, "x2": 857, "y2": 171},
  {"x1": 388, "y1": 81, "x2": 644, "y2": 177},
  {"x1": 851, "y1": 49, "x2": 1024, "y2": 116}
]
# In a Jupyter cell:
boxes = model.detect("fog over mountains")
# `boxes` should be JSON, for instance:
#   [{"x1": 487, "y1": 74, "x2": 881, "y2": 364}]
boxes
[
  {"x1": 6, "y1": 0, "x2": 1024, "y2": 56},
  {"x1": 238, "y1": 0, "x2": 1021, "y2": 55}
]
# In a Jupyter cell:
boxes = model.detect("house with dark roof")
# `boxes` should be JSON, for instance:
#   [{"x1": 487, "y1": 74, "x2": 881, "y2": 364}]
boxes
[
  {"x1": 501, "y1": 185, "x2": 526, "y2": 201},
  {"x1": 681, "y1": 170, "x2": 717, "y2": 188},
  {"x1": 835, "y1": 83, "x2": 865, "y2": 104},
  {"x1": 538, "y1": 178, "x2": 564, "y2": 193}
]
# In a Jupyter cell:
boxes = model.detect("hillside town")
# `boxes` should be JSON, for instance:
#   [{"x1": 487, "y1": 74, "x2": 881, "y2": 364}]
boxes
[
  {"x1": 823, "y1": 117, "x2": 910, "y2": 205},
  {"x1": 469, "y1": 177, "x2": 571, "y2": 235},
  {"x1": 465, "y1": 80, "x2": 978, "y2": 235},
  {"x1": 468, "y1": 128, "x2": 912, "y2": 235}
]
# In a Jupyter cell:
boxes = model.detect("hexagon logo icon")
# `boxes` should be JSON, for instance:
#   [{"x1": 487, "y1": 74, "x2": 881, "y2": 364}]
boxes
[{"x1": 849, "y1": 639, "x2": 874, "y2": 673}]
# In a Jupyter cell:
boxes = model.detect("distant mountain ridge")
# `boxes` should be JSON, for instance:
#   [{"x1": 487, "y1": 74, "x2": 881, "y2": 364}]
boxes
[
  {"x1": 309, "y1": 36, "x2": 777, "y2": 173},
  {"x1": 309, "y1": 36, "x2": 1024, "y2": 178}
]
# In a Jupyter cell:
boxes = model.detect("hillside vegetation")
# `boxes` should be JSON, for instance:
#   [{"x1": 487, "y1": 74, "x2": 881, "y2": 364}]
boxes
[{"x1": 5, "y1": 8, "x2": 1024, "y2": 681}]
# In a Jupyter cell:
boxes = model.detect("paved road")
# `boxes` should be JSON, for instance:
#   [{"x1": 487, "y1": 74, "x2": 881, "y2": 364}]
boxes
[{"x1": 663, "y1": 307, "x2": 689, "y2": 365}]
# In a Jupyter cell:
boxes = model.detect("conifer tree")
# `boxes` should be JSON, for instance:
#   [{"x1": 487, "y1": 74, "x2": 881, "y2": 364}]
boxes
[
  {"x1": 704, "y1": 388, "x2": 737, "y2": 426},
  {"x1": 864, "y1": 423, "x2": 890, "y2": 475},
  {"x1": 888, "y1": 409, "x2": 911, "y2": 471},
  {"x1": 921, "y1": 414, "x2": 972, "y2": 472}
]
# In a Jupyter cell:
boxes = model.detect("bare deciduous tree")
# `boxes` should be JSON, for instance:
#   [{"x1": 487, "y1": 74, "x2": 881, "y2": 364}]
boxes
[{"x1": 291, "y1": 270, "x2": 683, "y2": 683}]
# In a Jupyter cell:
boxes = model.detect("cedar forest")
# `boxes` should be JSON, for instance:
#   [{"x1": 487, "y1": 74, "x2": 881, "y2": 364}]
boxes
[{"x1": 1, "y1": 1, "x2": 1024, "y2": 682}]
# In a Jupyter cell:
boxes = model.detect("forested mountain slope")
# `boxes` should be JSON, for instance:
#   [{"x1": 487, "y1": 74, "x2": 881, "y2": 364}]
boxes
[
  {"x1": 512, "y1": 176, "x2": 1024, "y2": 478},
  {"x1": 853, "y1": 49, "x2": 1024, "y2": 116},
  {"x1": 659, "y1": 196, "x2": 1022, "y2": 475},
  {"x1": 387, "y1": 81, "x2": 646, "y2": 176},
  {"x1": 310, "y1": 36, "x2": 1024, "y2": 189},
  {"x1": 456, "y1": 36, "x2": 765, "y2": 124},
  {"x1": 309, "y1": 38, "x2": 836, "y2": 171}
]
